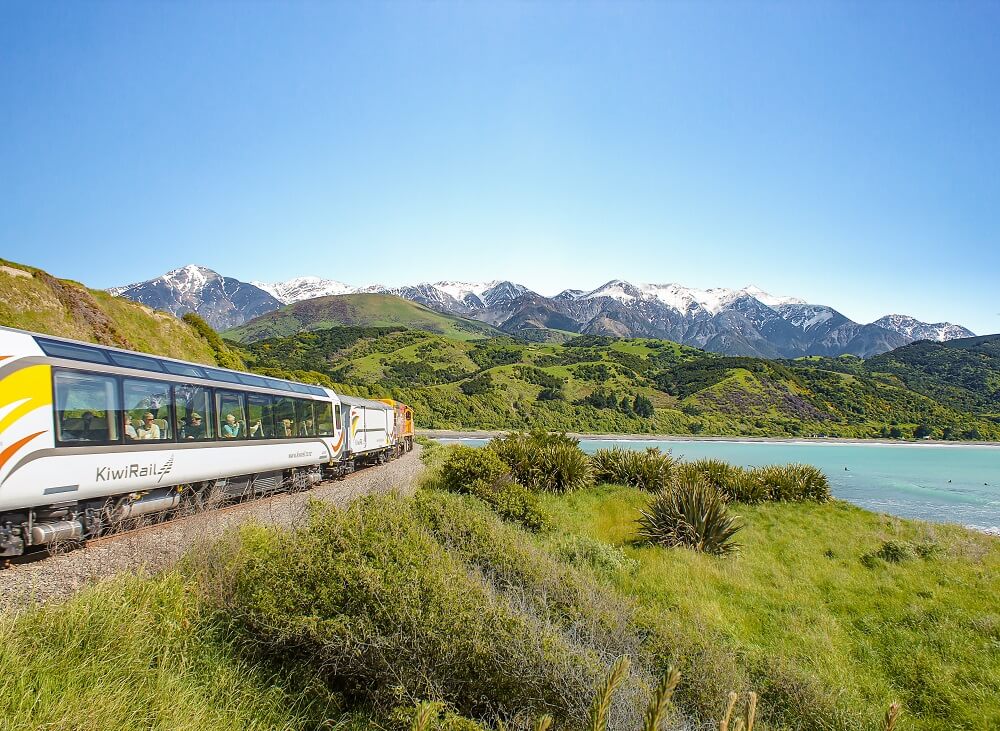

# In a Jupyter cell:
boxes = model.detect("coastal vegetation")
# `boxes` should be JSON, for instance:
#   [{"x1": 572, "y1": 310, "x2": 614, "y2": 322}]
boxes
[
  {"x1": 233, "y1": 326, "x2": 1000, "y2": 440},
  {"x1": 4, "y1": 438, "x2": 995, "y2": 731}
]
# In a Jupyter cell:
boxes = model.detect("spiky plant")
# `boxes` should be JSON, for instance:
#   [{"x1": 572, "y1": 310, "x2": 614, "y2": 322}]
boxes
[
  {"x1": 641, "y1": 665, "x2": 680, "y2": 731},
  {"x1": 637, "y1": 476, "x2": 743, "y2": 556},
  {"x1": 591, "y1": 447, "x2": 672, "y2": 491},
  {"x1": 589, "y1": 655, "x2": 631, "y2": 731},
  {"x1": 752, "y1": 464, "x2": 830, "y2": 502},
  {"x1": 688, "y1": 458, "x2": 744, "y2": 492},
  {"x1": 721, "y1": 469, "x2": 770, "y2": 504},
  {"x1": 884, "y1": 701, "x2": 901, "y2": 731}
]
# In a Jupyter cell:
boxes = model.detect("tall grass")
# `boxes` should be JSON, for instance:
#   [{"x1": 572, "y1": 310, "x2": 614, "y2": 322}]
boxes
[{"x1": 0, "y1": 574, "x2": 341, "y2": 731}]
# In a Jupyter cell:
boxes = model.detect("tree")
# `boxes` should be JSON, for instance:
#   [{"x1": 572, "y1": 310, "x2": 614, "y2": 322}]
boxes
[{"x1": 633, "y1": 394, "x2": 655, "y2": 418}]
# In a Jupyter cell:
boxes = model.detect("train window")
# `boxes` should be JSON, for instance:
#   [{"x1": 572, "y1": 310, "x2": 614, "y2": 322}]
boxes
[
  {"x1": 163, "y1": 361, "x2": 206, "y2": 378},
  {"x1": 272, "y1": 395, "x2": 295, "y2": 437},
  {"x1": 236, "y1": 373, "x2": 268, "y2": 388},
  {"x1": 288, "y1": 383, "x2": 312, "y2": 395},
  {"x1": 247, "y1": 393, "x2": 274, "y2": 439},
  {"x1": 216, "y1": 391, "x2": 247, "y2": 440},
  {"x1": 38, "y1": 338, "x2": 110, "y2": 365},
  {"x1": 122, "y1": 378, "x2": 173, "y2": 441},
  {"x1": 108, "y1": 351, "x2": 164, "y2": 372},
  {"x1": 53, "y1": 370, "x2": 120, "y2": 444},
  {"x1": 315, "y1": 401, "x2": 334, "y2": 436},
  {"x1": 203, "y1": 367, "x2": 241, "y2": 384},
  {"x1": 334, "y1": 404, "x2": 342, "y2": 429},
  {"x1": 295, "y1": 399, "x2": 315, "y2": 436},
  {"x1": 174, "y1": 384, "x2": 214, "y2": 441}
]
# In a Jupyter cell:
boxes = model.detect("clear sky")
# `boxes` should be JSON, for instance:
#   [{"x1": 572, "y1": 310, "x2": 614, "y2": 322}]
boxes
[{"x1": 1, "y1": 1, "x2": 998, "y2": 333}]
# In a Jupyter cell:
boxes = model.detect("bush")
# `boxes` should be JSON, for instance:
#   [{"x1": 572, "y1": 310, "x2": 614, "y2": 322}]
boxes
[
  {"x1": 590, "y1": 447, "x2": 674, "y2": 492},
  {"x1": 467, "y1": 476, "x2": 551, "y2": 532},
  {"x1": 489, "y1": 432, "x2": 593, "y2": 494},
  {"x1": 721, "y1": 468, "x2": 771, "y2": 504},
  {"x1": 683, "y1": 458, "x2": 744, "y2": 493},
  {"x1": 547, "y1": 534, "x2": 639, "y2": 575},
  {"x1": 752, "y1": 464, "x2": 831, "y2": 502},
  {"x1": 440, "y1": 446, "x2": 510, "y2": 494},
  {"x1": 200, "y1": 497, "x2": 612, "y2": 728},
  {"x1": 637, "y1": 476, "x2": 743, "y2": 556}
]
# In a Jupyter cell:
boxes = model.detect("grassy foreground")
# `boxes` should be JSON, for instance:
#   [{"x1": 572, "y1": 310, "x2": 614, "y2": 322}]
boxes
[
  {"x1": 1, "y1": 443, "x2": 996, "y2": 731},
  {"x1": 540, "y1": 487, "x2": 1000, "y2": 730}
]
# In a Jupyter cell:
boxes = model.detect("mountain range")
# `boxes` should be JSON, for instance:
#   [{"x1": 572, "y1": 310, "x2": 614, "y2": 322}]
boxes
[{"x1": 108, "y1": 265, "x2": 976, "y2": 358}]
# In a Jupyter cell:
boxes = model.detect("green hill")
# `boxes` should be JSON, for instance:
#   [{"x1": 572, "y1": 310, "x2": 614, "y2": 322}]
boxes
[
  {"x1": 0, "y1": 258, "x2": 231, "y2": 365},
  {"x1": 236, "y1": 329, "x2": 1000, "y2": 440},
  {"x1": 225, "y1": 293, "x2": 504, "y2": 343}
]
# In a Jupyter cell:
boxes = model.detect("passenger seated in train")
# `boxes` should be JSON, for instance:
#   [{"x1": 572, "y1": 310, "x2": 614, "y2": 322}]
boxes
[
  {"x1": 222, "y1": 413, "x2": 242, "y2": 439},
  {"x1": 299, "y1": 417, "x2": 314, "y2": 436},
  {"x1": 181, "y1": 412, "x2": 205, "y2": 440},
  {"x1": 123, "y1": 413, "x2": 138, "y2": 440},
  {"x1": 138, "y1": 412, "x2": 161, "y2": 440},
  {"x1": 281, "y1": 418, "x2": 293, "y2": 437},
  {"x1": 249, "y1": 419, "x2": 266, "y2": 438}
]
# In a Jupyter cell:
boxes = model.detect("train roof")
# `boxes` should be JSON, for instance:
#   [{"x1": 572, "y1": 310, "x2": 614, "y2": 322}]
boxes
[
  {"x1": 0, "y1": 324, "x2": 330, "y2": 398},
  {"x1": 338, "y1": 394, "x2": 395, "y2": 410}
]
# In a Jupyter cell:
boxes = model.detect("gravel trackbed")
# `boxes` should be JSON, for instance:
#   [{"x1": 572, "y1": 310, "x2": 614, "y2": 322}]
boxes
[{"x1": 0, "y1": 446, "x2": 424, "y2": 613}]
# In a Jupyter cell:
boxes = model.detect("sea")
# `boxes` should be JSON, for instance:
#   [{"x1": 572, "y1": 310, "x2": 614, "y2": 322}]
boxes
[{"x1": 435, "y1": 438, "x2": 1000, "y2": 533}]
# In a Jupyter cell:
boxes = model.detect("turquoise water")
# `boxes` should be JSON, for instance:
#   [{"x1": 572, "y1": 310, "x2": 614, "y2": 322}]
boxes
[{"x1": 437, "y1": 438, "x2": 1000, "y2": 531}]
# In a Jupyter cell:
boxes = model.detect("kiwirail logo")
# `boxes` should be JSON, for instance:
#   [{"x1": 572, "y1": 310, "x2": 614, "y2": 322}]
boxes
[{"x1": 95, "y1": 455, "x2": 175, "y2": 484}]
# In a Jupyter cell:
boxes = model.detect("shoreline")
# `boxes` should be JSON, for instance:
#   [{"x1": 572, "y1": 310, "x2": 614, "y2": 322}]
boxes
[{"x1": 419, "y1": 429, "x2": 1000, "y2": 448}]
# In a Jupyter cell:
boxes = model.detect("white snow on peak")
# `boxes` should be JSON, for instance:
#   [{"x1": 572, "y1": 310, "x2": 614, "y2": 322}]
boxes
[
  {"x1": 778, "y1": 304, "x2": 837, "y2": 331},
  {"x1": 584, "y1": 280, "x2": 805, "y2": 315},
  {"x1": 739, "y1": 285, "x2": 805, "y2": 308},
  {"x1": 252, "y1": 276, "x2": 354, "y2": 304},
  {"x1": 874, "y1": 314, "x2": 974, "y2": 342},
  {"x1": 162, "y1": 265, "x2": 219, "y2": 295},
  {"x1": 431, "y1": 281, "x2": 500, "y2": 302},
  {"x1": 584, "y1": 280, "x2": 644, "y2": 302}
]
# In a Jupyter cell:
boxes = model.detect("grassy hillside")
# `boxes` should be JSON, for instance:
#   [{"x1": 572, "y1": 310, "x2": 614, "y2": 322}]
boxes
[
  {"x1": 237, "y1": 328, "x2": 1000, "y2": 440},
  {"x1": 225, "y1": 293, "x2": 504, "y2": 342},
  {"x1": 4, "y1": 443, "x2": 996, "y2": 730},
  {"x1": 0, "y1": 258, "x2": 229, "y2": 365}
]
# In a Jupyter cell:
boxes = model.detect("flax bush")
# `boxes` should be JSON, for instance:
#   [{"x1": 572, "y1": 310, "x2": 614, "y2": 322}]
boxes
[
  {"x1": 489, "y1": 432, "x2": 593, "y2": 494},
  {"x1": 590, "y1": 447, "x2": 674, "y2": 491},
  {"x1": 636, "y1": 476, "x2": 743, "y2": 556}
]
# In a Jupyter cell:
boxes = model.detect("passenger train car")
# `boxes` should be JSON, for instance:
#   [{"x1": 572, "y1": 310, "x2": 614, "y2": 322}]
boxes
[{"x1": 0, "y1": 325, "x2": 412, "y2": 557}]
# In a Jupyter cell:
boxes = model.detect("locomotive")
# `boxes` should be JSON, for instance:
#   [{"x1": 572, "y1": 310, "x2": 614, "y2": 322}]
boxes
[{"x1": 0, "y1": 325, "x2": 413, "y2": 557}]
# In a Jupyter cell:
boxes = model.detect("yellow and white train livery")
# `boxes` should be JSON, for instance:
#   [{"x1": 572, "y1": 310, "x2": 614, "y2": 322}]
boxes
[{"x1": 0, "y1": 325, "x2": 402, "y2": 557}]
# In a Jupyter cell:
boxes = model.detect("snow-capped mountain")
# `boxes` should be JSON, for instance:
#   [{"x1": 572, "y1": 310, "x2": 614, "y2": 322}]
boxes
[
  {"x1": 109, "y1": 266, "x2": 976, "y2": 358},
  {"x1": 873, "y1": 315, "x2": 975, "y2": 342},
  {"x1": 251, "y1": 276, "x2": 353, "y2": 304},
  {"x1": 108, "y1": 265, "x2": 280, "y2": 330}
]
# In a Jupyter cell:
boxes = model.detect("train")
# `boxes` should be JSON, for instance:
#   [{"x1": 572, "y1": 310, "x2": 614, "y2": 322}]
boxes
[{"x1": 0, "y1": 325, "x2": 414, "y2": 557}]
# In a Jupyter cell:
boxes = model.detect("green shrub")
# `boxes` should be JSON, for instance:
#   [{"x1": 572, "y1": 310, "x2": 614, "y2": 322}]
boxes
[
  {"x1": 199, "y1": 496, "x2": 625, "y2": 728},
  {"x1": 489, "y1": 432, "x2": 593, "y2": 494},
  {"x1": 440, "y1": 445, "x2": 510, "y2": 494},
  {"x1": 467, "y1": 476, "x2": 551, "y2": 532},
  {"x1": 547, "y1": 533, "x2": 639, "y2": 575},
  {"x1": 721, "y1": 468, "x2": 771, "y2": 504},
  {"x1": 875, "y1": 540, "x2": 912, "y2": 563},
  {"x1": 590, "y1": 447, "x2": 674, "y2": 491},
  {"x1": 637, "y1": 476, "x2": 743, "y2": 556},
  {"x1": 752, "y1": 464, "x2": 831, "y2": 502},
  {"x1": 684, "y1": 458, "x2": 743, "y2": 492}
]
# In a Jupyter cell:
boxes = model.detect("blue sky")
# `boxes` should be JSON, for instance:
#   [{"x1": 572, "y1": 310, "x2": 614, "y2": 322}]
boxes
[{"x1": 1, "y1": 1, "x2": 998, "y2": 333}]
